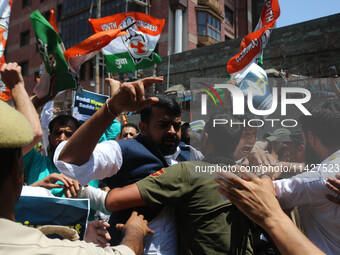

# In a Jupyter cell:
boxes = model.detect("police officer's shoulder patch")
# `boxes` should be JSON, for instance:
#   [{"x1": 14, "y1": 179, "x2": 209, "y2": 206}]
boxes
[{"x1": 151, "y1": 169, "x2": 166, "y2": 177}]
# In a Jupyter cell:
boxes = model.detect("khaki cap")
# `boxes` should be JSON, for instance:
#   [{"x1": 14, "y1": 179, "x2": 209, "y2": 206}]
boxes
[{"x1": 0, "y1": 100, "x2": 33, "y2": 148}]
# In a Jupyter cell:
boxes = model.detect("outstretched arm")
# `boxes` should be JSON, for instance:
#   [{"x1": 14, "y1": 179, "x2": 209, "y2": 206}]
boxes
[
  {"x1": 1, "y1": 63, "x2": 43, "y2": 155},
  {"x1": 57, "y1": 77, "x2": 163, "y2": 166},
  {"x1": 106, "y1": 183, "x2": 146, "y2": 212},
  {"x1": 215, "y1": 172, "x2": 325, "y2": 255}
]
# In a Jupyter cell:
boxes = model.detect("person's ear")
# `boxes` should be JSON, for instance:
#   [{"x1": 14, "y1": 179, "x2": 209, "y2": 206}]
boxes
[
  {"x1": 298, "y1": 144, "x2": 305, "y2": 153},
  {"x1": 139, "y1": 122, "x2": 148, "y2": 136}
]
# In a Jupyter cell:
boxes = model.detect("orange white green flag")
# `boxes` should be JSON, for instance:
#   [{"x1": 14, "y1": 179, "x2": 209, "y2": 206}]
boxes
[
  {"x1": 89, "y1": 12, "x2": 165, "y2": 73},
  {"x1": 31, "y1": 10, "x2": 126, "y2": 98},
  {"x1": 0, "y1": 0, "x2": 12, "y2": 101},
  {"x1": 63, "y1": 28, "x2": 127, "y2": 72},
  {"x1": 227, "y1": 0, "x2": 280, "y2": 76}
]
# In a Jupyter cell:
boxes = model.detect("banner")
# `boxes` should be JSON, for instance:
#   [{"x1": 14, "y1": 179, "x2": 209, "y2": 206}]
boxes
[
  {"x1": 73, "y1": 89, "x2": 109, "y2": 122},
  {"x1": 31, "y1": 10, "x2": 79, "y2": 98},
  {"x1": 0, "y1": 0, "x2": 12, "y2": 101},
  {"x1": 15, "y1": 195, "x2": 89, "y2": 240},
  {"x1": 227, "y1": 0, "x2": 280, "y2": 75},
  {"x1": 89, "y1": 12, "x2": 164, "y2": 73}
]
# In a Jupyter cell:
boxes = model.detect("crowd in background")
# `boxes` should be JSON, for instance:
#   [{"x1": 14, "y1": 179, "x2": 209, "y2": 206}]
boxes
[{"x1": 0, "y1": 62, "x2": 340, "y2": 255}]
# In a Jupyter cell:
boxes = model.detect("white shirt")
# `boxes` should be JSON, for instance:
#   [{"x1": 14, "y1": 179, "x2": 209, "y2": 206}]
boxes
[
  {"x1": 274, "y1": 149, "x2": 340, "y2": 255},
  {"x1": 54, "y1": 140, "x2": 203, "y2": 255},
  {"x1": 54, "y1": 140, "x2": 123, "y2": 186}
]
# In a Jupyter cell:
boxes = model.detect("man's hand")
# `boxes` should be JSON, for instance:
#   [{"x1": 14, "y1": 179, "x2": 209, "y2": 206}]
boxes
[
  {"x1": 116, "y1": 211, "x2": 154, "y2": 237},
  {"x1": 106, "y1": 77, "x2": 121, "y2": 98},
  {"x1": 0, "y1": 62, "x2": 24, "y2": 90},
  {"x1": 106, "y1": 77, "x2": 163, "y2": 116},
  {"x1": 326, "y1": 174, "x2": 340, "y2": 205},
  {"x1": 117, "y1": 211, "x2": 154, "y2": 255},
  {"x1": 63, "y1": 178, "x2": 80, "y2": 198},
  {"x1": 30, "y1": 173, "x2": 74, "y2": 190},
  {"x1": 215, "y1": 171, "x2": 281, "y2": 229},
  {"x1": 248, "y1": 149, "x2": 278, "y2": 166},
  {"x1": 85, "y1": 220, "x2": 111, "y2": 248}
]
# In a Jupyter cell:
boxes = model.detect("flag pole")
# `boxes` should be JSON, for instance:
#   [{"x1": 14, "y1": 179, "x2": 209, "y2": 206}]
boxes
[
  {"x1": 167, "y1": 47, "x2": 171, "y2": 90},
  {"x1": 95, "y1": 0, "x2": 101, "y2": 94}
]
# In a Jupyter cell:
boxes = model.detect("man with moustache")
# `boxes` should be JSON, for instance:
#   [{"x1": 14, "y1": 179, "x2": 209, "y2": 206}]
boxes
[
  {"x1": 120, "y1": 123, "x2": 139, "y2": 140},
  {"x1": 54, "y1": 78, "x2": 202, "y2": 251},
  {"x1": 273, "y1": 101, "x2": 340, "y2": 255}
]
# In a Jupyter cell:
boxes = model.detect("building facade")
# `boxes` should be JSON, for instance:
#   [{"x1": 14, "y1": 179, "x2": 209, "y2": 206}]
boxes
[
  {"x1": 6, "y1": 0, "x2": 260, "y2": 98},
  {"x1": 153, "y1": 0, "x2": 257, "y2": 57}
]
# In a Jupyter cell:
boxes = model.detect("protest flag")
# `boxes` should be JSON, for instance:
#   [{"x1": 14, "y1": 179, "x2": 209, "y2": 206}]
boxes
[
  {"x1": 63, "y1": 28, "x2": 127, "y2": 72},
  {"x1": 0, "y1": 0, "x2": 12, "y2": 101},
  {"x1": 31, "y1": 10, "x2": 79, "y2": 98},
  {"x1": 226, "y1": 0, "x2": 280, "y2": 112},
  {"x1": 227, "y1": 0, "x2": 280, "y2": 76},
  {"x1": 89, "y1": 12, "x2": 164, "y2": 73}
]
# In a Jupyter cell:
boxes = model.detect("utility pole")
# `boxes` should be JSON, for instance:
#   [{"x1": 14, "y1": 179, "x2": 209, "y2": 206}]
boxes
[{"x1": 95, "y1": 0, "x2": 101, "y2": 94}]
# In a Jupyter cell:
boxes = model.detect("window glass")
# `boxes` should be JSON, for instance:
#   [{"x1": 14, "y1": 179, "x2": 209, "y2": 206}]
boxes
[{"x1": 198, "y1": 11, "x2": 206, "y2": 25}]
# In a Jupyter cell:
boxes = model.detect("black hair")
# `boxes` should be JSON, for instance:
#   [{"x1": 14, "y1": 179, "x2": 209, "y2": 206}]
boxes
[
  {"x1": 140, "y1": 95, "x2": 181, "y2": 123},
  {"x1": 121, "y1": 123, "x2": 139, "y2": 134},
  {"x1": 0, "y1": 148, "x2": 21, "y2": 192},
  {"x1": 48, "y1": 115, "x2": 80, "y2": 134},
  {"x1": 204, "y1": 112, "x2": 243, "y2": 158},
  {"x1": 299, "y1": 101, "x2": 340, "y2": 149}
]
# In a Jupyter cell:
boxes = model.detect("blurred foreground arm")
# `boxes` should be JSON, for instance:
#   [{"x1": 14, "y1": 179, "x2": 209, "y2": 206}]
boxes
[{"x1": 215, "y1": 172, "x2": 325, "y2": 255}]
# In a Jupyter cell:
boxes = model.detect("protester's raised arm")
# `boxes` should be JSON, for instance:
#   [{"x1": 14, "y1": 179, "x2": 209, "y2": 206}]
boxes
[
  {"x1": 57, "y1": 77, "x2": 163, "y2": 166},
  {"x1": 1, "y1": 63, "x2": 43, "y2": 155}
]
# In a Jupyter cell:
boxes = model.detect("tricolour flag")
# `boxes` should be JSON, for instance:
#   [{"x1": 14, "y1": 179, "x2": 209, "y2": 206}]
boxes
[
  {"x1": 63, "y1": 28, "x2": 127, "y2": 72},
  {"x1": 0, "y1": 0, "x2": 12, "y2": 101},
  {"x1": 89, "y1": 12, "x2": 165, "y2": 73},
  {"x1": 31, "y1": 10, "x2": 79, "y2": 98},
  {"x1": 227, "y1": 0, "x2": 280, "y2": 76}
]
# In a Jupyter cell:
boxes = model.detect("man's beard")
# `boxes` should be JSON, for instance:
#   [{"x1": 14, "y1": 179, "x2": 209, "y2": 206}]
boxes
[
  {"x1": 304, "y1": 142, "x2": 321, "y2": 166},
  {"x1": 160, "y1": 134, "x2": 179, "y2": 156}
]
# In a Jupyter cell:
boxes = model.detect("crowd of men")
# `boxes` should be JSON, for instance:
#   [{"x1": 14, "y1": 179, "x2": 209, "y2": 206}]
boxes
[{"x1": 0, "y1": 61, "x2": 340, "y2": 255}]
